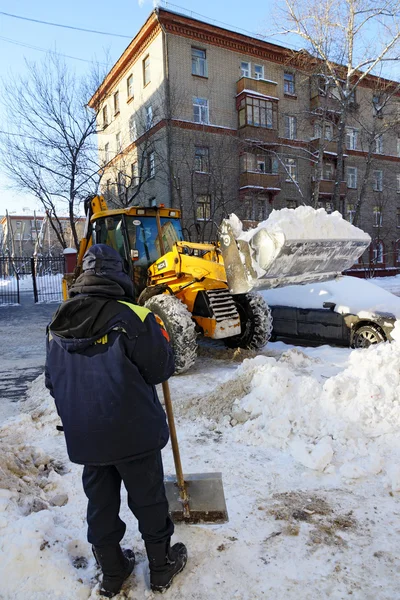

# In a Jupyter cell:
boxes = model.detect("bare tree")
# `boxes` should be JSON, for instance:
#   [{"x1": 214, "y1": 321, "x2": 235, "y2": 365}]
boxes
[
  {"x1": 0, "y1": 53, "x2": 103, "y2": 250},
  {"x1": 277, "y1": 0, "x2": 400, "y2": 210}
]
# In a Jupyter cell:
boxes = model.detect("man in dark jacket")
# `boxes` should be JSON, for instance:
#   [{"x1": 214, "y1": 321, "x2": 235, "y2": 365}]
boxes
[{"x1": 45, "y1": 244, "x2": 187, "y2": 597}]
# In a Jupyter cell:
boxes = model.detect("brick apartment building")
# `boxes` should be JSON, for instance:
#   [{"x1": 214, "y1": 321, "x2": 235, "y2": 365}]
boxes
[
  {"x1": 0, "y1": 214, "x2": 85, "y2": 257},
  {"x1": 89, "y1": 7, "x2": 400, "y2": 269}
]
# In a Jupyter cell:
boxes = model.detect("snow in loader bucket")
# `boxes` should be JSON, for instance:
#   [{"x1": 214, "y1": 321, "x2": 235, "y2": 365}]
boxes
[{"x1": 219, "y1": 207, "x2": 371, "y2": 295}]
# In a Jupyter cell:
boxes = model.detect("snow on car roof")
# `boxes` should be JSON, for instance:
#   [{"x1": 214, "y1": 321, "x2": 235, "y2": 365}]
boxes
[{"x1": 261, "y1": 276, "x2": 400, "y2": 319}]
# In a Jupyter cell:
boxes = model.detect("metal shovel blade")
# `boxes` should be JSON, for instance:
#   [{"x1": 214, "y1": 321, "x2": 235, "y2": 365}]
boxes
[{"x1": 165, "y1": 472, "x2": 229, "y2": 524}]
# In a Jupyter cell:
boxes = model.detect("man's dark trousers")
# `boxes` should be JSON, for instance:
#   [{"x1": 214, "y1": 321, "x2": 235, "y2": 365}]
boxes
[{"x1": 82, "y1": 451, "x2": 174, "y2": 546}]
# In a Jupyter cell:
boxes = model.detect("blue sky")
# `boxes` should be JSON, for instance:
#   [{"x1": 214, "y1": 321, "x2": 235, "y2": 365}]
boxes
[{"x1": 0, "y1": 0, "x2": 285, "y2": 214}]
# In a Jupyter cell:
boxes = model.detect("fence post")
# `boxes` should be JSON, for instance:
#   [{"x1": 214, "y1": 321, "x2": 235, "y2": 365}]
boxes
[
  {"x1": 63, "y1": 247, "x2": 77, "y2": 273},
  {"x1": 31, "y1": 257, "x2": 38, "y2": 303}
]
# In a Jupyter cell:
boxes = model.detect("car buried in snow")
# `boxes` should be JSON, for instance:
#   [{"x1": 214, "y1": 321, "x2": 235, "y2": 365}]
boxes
[{"x1": 261, "y1": 276, "x2": 399, "y2": 348}]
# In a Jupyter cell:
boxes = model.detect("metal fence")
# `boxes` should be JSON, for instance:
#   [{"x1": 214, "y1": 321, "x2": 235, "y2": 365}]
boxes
[{"x1": 0, "y1": 255, "x2": 65, "y2": 305}]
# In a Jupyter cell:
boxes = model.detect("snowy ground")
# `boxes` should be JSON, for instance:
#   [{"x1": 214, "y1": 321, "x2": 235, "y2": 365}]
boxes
[
  {"x1": 372, "y1": 274, "x2": 400, "y2": 297},
  {"x1": 1, "y1": 319, "x2": 400, "y2": 599}
]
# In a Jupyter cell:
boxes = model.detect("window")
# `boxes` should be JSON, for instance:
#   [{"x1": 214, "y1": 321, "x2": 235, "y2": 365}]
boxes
[
  {"x1": 397, "y1": 137, "x2": 400, "y2": 158},
  {"x1": 131, "y1": 162, "x2": 138, "y2": 186},
  {"x1": 117, "y1": 172, "x2": 125, "y2": 197},
  {"x1": 347, "y1": 203, "x2": 355, "y2": 224},
  {"x1": 113, "y1": 91, "x2": 120, "y2": 115},
  {"x1": 148, "y1": 151, "x2": 155, "y2": 179},
  {"x1": 314, "y1": 122, "x2": 333, "y2": 140},
  {"x1": 30, "y1": 219, "x2": 42, "y2": 239},
  {"x1": 372, "y1": 170, "x2": 383, "y2": 192},
  {"x1": 254, "y1": 65, "x2": 264, "y2": 80},
  {"x1": 397, "y1": 174, "x2": 400, "y2": 193},
  {"x1": 106, "y1": 179, "x2": 112, "y2": 198},
  {"x1": 347, "y1": 166, "x2": 357, "y2": 188},
  {"x1": 323, "y1": 162, "x2": 334, "y2": 180},
  {"x1": 373, "y1": 207, "x2": 382, "y2": 227},
  {"x1": 240, "y1": 62, "x2": 251, "y2": 78},
  {"x1": 116, "y1": 132, "x2": 121, "y2": 153},
  {"x1": 284, "y1": 72, "x2": 295, "y2": 95},
  {"x1": 146, "y1": 105, "x2": 153, "y2": 130},
  {"x1": 104, "y1": 143, "x2": 110, "y2": 163},
  {"x1": 397, "y1": 209, "x2": 400, "y2": 227},
  {"x1": 192, "y1": 48, "x2": 208, "y2": 77},
  {"x1": 127, "y1": 75, "x2": 134, "y2": 100},
  {"x1": 372, "y1": 94, "x2": 383, "y2": 117},
  {"x1": 284, "y1": 157, "x2": 297, "y2": 182},
  {"x1": 196, "y1": 195, "x2": 211, "y2": 221},
  {"x1": 238, "y1": 96, "x2": 273, "y2": 128},
  {"x1": 143, "y1": 55, "x2": 150, "y2": 87},
  {"x1": 193, "y1": 97, "x2": 209, "y2": 124},
  {"x1": 284, "y1": 115, "x2": 297, "y2": 139},
  {"x1": 129, "y1": 115, "x2": 137, "y2": 142},
  {"x1": 194, "y1": 146, "x2": 209, "y2": 173},
  {"x1": 286, "y1": 200, "x2": 297, "y2": 209},
  {"x1": 149, "y1": 197, "x2": 157, "y2": 208},
  {"x1": 372, "y1": 240, "x2": 384, "y2": 263},
  {"x1": 102, "y1": 105, "x2": 109, "y2": 129},
  {"x1": 325, "y1": 202, "x2": 334, "y2": 214},
  {"x1": 346, "y1": 127, "x2": 358, "y2": 150},
  {"x1": 257, "y1": 157, "x2": 266, "y2": 172},
  {"x1": 14, "y1": 221, "x2": 22, "y2": 241},
  {"x1": 375, "y1": 134, "x2": 383, "y2": 154}
]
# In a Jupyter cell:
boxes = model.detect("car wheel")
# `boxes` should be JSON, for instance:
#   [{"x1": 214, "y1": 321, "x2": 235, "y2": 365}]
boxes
[{"x1": 352, "y1": 324, "x2": 386, "y2": 348}]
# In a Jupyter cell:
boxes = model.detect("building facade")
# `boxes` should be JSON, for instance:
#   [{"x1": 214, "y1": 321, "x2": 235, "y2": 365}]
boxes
[
  {"x1": 1, "y1": 214, "x2": 85, "y2": 257},
  {"x1": 89, "y1": 8, "x2": 400, "y2": 268}
]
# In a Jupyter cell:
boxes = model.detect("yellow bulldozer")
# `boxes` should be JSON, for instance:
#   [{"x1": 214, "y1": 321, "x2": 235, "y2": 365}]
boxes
[{"x1": 64, "y1": 195, "x2": 370, "y2": 373}]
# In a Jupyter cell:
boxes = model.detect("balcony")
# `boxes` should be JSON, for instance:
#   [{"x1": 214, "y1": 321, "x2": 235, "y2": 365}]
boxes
[
  {"x1": 237, "y1": 76, "x2": 279, "y2": 99},
  {"x1": 240, "y1": 172, "x2": 281, "y2": 192},
  {"x1": 310, "y1": 93, "x2": 342, "y2": 114},
  {"x1": 318, "y1": 179, "x2": 347, "y2": 196},
  {"x1": 238, "y1": 125, "x2": 279, "y2": 145},
  {"x1": 309, "y1": 138, "x2": 338, "y2": 155}
]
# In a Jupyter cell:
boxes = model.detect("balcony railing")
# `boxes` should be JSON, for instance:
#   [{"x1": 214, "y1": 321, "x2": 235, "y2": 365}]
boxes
[
  {"x1": 309, "y1": 138, "x2": 338, "y2": 155},
  {"x1": 318, "y1": 179, "x2": 347, "y2": 196},
  {"x1": 237, "y1": 76, "x2": 279, "y2": 99},
  {"x1": 238, "y1": 126, "x2": 279, "y2": 145},
  {"x1": 240, "y1": 172, "x2": 281, "y2": 191}
]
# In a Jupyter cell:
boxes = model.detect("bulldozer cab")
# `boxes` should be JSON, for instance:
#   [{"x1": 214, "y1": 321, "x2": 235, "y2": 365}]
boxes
[{"x1": 92, "y1": 207, "x2": 183, "y2": 298}]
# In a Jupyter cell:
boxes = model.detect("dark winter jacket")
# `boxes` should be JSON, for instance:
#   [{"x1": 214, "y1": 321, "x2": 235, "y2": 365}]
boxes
[{"x1": 44, "y1": 244, "x2": 175, "y2": 466}]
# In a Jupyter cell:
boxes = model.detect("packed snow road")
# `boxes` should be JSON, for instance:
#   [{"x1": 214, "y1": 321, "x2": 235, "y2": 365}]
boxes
[{"x1": 1, "y1": 328, "x2": 400, "y2": 599}]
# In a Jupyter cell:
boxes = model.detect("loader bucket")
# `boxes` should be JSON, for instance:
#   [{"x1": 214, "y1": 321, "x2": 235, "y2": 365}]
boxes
[{"x1": 219, "y1": 221, "x2": 370, "y2": 295}]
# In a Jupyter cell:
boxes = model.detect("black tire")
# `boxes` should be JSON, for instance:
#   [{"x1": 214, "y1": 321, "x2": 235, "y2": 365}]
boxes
[
  {"x1": 144, "y1": 294, "x2": 197, "y2": 374},
  {"x1": 224, "y1": 292, "x2": 273, "y2": 350},
  {"x1": 352, "y1": 323, "x2": 386, "y2": 348}
]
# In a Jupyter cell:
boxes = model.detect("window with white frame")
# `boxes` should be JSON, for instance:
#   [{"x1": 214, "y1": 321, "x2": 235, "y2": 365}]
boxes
[
  {"x1": 193, "y1": 97, "x2": 209, "y2": 124},
  {"x1": 192, "y1": 48, "x2": 208, "y2": 77},
  {"x1": 115, "y1": 132, "x2": 121, "y2": 153},
  {"x1": 146, "y1": 105, "x2": 153, "y2": 130},
  {"x1": 131, "y1": 162, "x2": 138, "y2": 186},
  {"x1": 148, "y1": 151, "x2": 155, "y2": 179},
  {"x1": 30, "y1": 219, "x2": 43, "y2": 239},
  {"x1": 102, "y1": 105, "x2": 109, "y2": 129},
  {"x1": 284, "y1": 72, "x2": 295, "y2": 94},
  {"x1": 104, "y1": 142, "x2": 110, "y2": 163},
  {"x1": 284, "y1": 115, "x2": 297, "y2": 139},
  {"x1": 143, "y1": 55, "x2": 150, "y2": 87},
  {"x1": 238, "y1": 96, "x2": 273, "y2": 128},
  {"x1": 113, "y1": 91, "x2": 120, "y2": 115},
  {"x1": 254, "y1": 65, "x2": 264, "y2": 80},
  {"x1": 127, "y1": 74, "x2": 134, "y2": 100},
  {"x1": 397, "y1": 174, "x2": 400, "y2": 193},
  {"x1": 373, "y1": 206, "x2": 383, "y2": 227},
  {"x1": 346, "y1": 127, "x2": 358, "y2": 150},
  {"x1": 196, "y1": 194, "x2": 211, "y2": 221},
  {"x1": 372, "y1": 170, "x2": 383, "y2": 191},
  {"x1": 194, "y1": 146, "x2": 209, "y2": 173},
  {"x1": 129, "y1": 115, "x2": 137, "y2": 142},
  {"x1": 284, "y1": 157, "x2": 297, "y2": 182},
  {"x1": 314, "y1": 121, "x2": 333, "y2": 140},
  {"x1": 241, "y1": 62, "x2": 251, "y2": 78},
  {"x1": 375, "y1": 134, "x2": 383, "y2": 154},
  {"x1": 347, "y1": 203, "x2": 356, "y2": 224},
  {"x1": 372, "y1": 240, "x2": 384, "y2": 263},
  {"x1": 323, "y1": 162, "x2": 334, "y2": 180},
  {"x1": 347, "y1": 166, "x2": 357, "y2": 188}
]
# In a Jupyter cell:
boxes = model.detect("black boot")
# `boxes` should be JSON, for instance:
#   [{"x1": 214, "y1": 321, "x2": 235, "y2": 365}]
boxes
[
  {"x1": 92, "y1": 545, "x2": 135, "y2": 598},
  {"x1": 145, "y1": 540, "x2": 187, "y2": 593}
]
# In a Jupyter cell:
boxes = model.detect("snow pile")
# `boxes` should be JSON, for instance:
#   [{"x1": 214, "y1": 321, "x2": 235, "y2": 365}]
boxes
[
  {"x1": 228, "y1": 206, "x2": 370, "y2": 242},
  {"x1": 211, "y1": 329, "x2": 400, "y2": 486}
]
